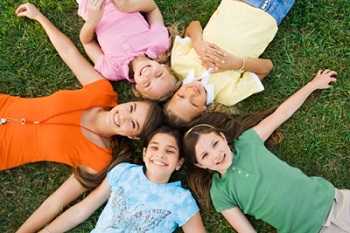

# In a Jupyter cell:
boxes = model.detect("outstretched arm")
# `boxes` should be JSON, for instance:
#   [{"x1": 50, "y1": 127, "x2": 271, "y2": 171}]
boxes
[
  {"x1": 16, "y1": 175, "x2": 87, "y2": 233},
  {"x1": 16, "y1": 3, "x2": 104, "y2": 86},
  {"x1": 113, "y1": 0, "x2": 164, "y2": 25},
  {"x1": 79, "y1": 0, "x2": 104, "y2": 63},
  {"x1": 182, "y1": 213, "x2": 207, "y2": 233},
  {"x1": 38, "y1": 179, "x2": 110, "y2": 233},
  {"x1": 222, "y1": 207, "x2": 256, "y2": 233},
  {"x1": 254, "y1": 69, "x2": 337, "y2": 141}
]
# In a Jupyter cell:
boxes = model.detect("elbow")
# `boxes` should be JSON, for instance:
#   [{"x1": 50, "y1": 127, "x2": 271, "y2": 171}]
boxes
[
  {"x1": 264, "y1": 59, "x2": 273, "y2": 76},
  {"x1": 258, "y1": 60, "x2": 273, "y2": 80}
]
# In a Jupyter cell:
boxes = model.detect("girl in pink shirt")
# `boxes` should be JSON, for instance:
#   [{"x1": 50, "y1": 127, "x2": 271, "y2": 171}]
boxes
[{"x1": 77, "y1": 0, "x2": 178, "y2": 100}]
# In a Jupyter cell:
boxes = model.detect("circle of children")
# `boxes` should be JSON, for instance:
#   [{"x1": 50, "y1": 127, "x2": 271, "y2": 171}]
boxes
[{"x1": 2, "y1": 0, "x2": 348, "y2": 232}]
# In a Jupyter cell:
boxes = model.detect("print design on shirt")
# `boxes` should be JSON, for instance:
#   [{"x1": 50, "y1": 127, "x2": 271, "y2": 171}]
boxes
[{"x1": 110, "y1": 187, "x2": 172, "y2": 232}]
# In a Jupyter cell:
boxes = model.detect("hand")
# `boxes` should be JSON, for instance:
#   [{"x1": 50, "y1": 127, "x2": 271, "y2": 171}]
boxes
[
  {"x1": 202, "y1": 43, "x2": 243, "y2": 72},
  {"x1": 15, "y1": 3, "x2": 42, "y2": 20},
  {"x1": 86, "y1": 0, "x2": 105, "y2": 26},
  {"x1": 112, "y1": 0, "x2": 133, "y2": 12},
  {"x1": 192, "y1": 39, "x2": 222, "y2": 71},
  {"x1": 310, "y1": 69, "x2": 337, "y2": 89}
]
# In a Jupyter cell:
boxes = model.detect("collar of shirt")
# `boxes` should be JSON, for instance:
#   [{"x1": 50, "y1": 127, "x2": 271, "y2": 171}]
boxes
[{"x1": 183, "y1": 69, "x2": 215, "y2": 105}]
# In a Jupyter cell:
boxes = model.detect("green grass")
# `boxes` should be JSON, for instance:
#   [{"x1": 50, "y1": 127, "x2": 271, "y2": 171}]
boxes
[{"x1": 0, "y1": 0, "x2": 349, "y2": 232}]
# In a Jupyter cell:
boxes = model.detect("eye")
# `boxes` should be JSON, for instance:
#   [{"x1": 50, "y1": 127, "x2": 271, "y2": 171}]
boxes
[
  {"x1": 191, "y1": 102, "x2": 199, "y2": 108},
  {"x1": 166, "y1": 149, "x2": 176, "y2": 154},
  {"x1": 212, "y1": 140, "x2": 218, "y2": 148},
  {"x1": 129, "y1": 104, "x2": 133, "y2": 113},
  {"x1": 202, "y1": 153, "x2": 208, "y2": 159},
  {"x1": 150, "y1": 146, "x2": 158, "y2": 151},
  {"x1": 130, "y1": 120, "x2": 136, "y2": 129},
  {"x1": 144, "y1": 81, "x2": 151, "y2": 88},
  {"x1": 155, "y1": 70, "x2": 162, "y2": 78},
  {"x1": 177, "y1": 94, "x2": 185, "y2": 99}
]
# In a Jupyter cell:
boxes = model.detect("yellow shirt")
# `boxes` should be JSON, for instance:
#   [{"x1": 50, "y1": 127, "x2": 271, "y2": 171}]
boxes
[{"x1": 171, "y1": 0, "x2": 278, "y2": 106}]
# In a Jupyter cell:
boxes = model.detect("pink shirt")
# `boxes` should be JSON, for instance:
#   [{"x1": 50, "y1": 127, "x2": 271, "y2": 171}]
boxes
[{"x1": 78, "y1": 0, "x2": 170, "y2": 81}]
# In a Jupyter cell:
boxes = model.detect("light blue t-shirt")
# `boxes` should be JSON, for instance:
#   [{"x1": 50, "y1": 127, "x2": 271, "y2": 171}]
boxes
[{"x1": 91, "y1": 163, "x2": 199, "y2": 233}]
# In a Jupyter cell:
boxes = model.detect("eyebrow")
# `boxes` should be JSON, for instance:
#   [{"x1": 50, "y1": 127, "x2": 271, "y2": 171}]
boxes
[{"x1": 167, "y1": 145, "x2": 178, "y2": 150}]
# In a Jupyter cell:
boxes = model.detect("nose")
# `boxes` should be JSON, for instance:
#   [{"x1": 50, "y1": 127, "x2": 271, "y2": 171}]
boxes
[
  {"x1": 185, "y1": 85, "x2": 198, "y2": 98},
  {"x1": 213, "y1": 152, "x2": 222, "y2": 163}
]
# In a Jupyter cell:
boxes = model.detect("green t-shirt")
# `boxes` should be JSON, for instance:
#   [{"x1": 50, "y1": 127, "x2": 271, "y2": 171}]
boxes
[{"x1": 210, "y1": 129, "x2": 335, "y2": 233}]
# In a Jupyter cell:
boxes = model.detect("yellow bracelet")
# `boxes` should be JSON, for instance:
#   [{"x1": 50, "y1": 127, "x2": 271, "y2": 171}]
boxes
[{"x1": 239, "y1": 57, "x2": 246, "y2": 73}]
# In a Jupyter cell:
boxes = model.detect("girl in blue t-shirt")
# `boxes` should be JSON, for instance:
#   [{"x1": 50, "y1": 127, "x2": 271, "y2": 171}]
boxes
[
  {"x1": 182, "y1": 70, "x2": 350, "y2": 233},
  {"x1": 37, "y1": 126, "x2": 207, "y2": 233}
]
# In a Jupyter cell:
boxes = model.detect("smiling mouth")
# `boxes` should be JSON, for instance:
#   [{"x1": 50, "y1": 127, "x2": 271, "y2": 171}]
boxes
[
  {"x1": 216, "y1": 153, "x2": 226, "y2": 165},
  {"x1": 139, "y1": 65, "x2": 151, "y2": 77},
  {"x1": 151, "y1": 159, "x2": 168, "y2": 167},
  {"x1": 113, "y1": 112, "x2": 120, "y2": 127}
]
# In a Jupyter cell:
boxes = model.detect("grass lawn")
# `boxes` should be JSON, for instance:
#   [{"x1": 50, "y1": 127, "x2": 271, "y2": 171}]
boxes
[{"x1": 0, "y1": 0, "x2": 349, "y2": 232}]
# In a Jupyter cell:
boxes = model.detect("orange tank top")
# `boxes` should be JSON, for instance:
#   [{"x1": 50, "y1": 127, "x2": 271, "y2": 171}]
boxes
[{"x1": 0, "y1": 80, "x2": 117, "y2": 172}]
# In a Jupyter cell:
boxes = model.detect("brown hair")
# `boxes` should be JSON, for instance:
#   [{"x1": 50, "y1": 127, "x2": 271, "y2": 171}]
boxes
[
  {"x1": 182, "y1": 108, "x2": 276, "y2": 209},
  {"x1": 131, "y1": 24, "x2": 182, "y2": 101},
  {"x1": 75, "y1": 100, "x2": 164, "y2": 189}
]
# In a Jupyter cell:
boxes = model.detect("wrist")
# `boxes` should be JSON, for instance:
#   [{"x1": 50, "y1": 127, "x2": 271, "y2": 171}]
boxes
[
  {"x1": 34, "y1": 13, "x2": 45, "y2": 22},
  {"x1": 305, "y1": 81, "x2": 318, "y2": 92},
  {"x1": 231, "y1": 57, "x2": 246, "y2": 71}
]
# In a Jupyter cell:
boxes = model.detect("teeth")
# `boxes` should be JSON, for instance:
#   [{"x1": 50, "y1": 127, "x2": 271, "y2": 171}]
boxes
[{"x1": 151, "y1": 159, "x2": 167, "y2": 166}]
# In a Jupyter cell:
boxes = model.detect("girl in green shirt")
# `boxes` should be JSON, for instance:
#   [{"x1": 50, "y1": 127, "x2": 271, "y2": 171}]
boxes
[{"x1": 183, "y1": 69, "x2": 350, "y2": 233}]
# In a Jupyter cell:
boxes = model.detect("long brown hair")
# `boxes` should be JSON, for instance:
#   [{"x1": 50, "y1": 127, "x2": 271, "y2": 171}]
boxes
[
  {"x1": 183, "y1": 108, "x2": 276, "y2": 209},
  {"x1": 75, "y1": 101, "x2": 164, "y2": 189}
]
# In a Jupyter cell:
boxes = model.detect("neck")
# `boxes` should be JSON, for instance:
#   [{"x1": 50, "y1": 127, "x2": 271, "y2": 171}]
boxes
[
  {"x1": 85, "y1": 108, "x2": 115, "y2": 137},
  {"x1": 145, "y1": 169, "x2": 170, "y2": 184}
]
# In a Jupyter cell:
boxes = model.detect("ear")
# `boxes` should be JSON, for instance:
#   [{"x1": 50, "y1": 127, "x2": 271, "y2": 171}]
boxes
[
  {"x1": 175, "y1": 158, "x2": 184, "y2": 171},
  {"x1": 194, "y1": 162, "x2": 206, "y2": 169},
  {"x1": 219, "y1": 132, "x2": 227, "y2": 143},
  {"x1": 132, "y1": 85, "x2": 142, "y2": 98},
  {"x1": 142, "y1": 147, "x2": 147, "y2": 160},
  {"x1": 127, "y1": 135, "x2": 140, "y2": 140}
]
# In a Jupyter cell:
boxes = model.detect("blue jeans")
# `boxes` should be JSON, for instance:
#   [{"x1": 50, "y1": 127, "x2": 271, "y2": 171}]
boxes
[{"x1": 245, "y1": 0, "x2": 295, "y2": 25}]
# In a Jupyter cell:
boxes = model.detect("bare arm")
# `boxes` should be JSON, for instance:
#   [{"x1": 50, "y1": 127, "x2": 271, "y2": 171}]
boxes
[
  {"x1": 16, "y1": 175, "x2": 87, "y2": 233},
  {"x1": 79, "y1": 0, "x2": 104, "y2": 63},
  {"x1": 16, "y1": 3, "x2": 104, "y2": 86},
  {"x1": 182, "y1": 213, "x2": 207, "y2": 233},
  {"x1": 221, "y1": 207, "x2": 256, "y2": 233},
  {"x1": 38, "y1": 179, "x2": 111, "y2": 233},
  {"x1": 113, "y1": 0, "x2": 164, "y2": 25},
  {"x1": 254, "y1": 69, "x2": 337, "y2": 141},
  {"x1": 185, "y1": 21, "x2": 272, "y2": 77}
]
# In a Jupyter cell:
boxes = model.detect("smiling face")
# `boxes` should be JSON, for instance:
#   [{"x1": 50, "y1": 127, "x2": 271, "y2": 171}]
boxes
[
  {"x1": 165, "y1": 81, "x2": 207, "y2": 123},
  {"x1": 133, "y1": 59, "x2": 177, "y2": 100},
  {"x1": 108, "y1": 101, "x2": 151, "y2": 138},
  {"x1": 194, "y1": 132, "x2": 233, "y2": 175},
  {"x1": 143, "y1": 132, "x2": 184, "y2": 182}
]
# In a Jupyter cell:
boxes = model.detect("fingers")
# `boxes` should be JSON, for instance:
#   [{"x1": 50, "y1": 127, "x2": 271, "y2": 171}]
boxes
[
  {"x1": 89, "y1": 0, "x2": 104, "y2": 8},
  {"x1": 15, "y1": 4, "x2": 28, "y2": 16}
]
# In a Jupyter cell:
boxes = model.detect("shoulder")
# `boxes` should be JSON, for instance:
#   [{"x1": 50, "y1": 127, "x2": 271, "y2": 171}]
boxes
[
  {"x1": 234, "y1": 128, "x2": 264, "y2": 148},
  {"x1": 83, "y1": 79, "x2": 115, "y2": 94},
  {"x1": 107, "y1": 163, "x2": 140, "y2": 186}
]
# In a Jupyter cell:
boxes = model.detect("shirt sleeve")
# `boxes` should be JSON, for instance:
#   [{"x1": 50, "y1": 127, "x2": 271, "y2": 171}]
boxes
[
  {"x1": 236, "y1": 128, "x2": 265, "y2": 147},
  {"x1": 145, "y1": 23, "x2": 170, "y2": 59},
  {"x1": 210, "y1": 180, "x2": 238, "y2": 212},
  {"x1": 107, "y1": 163, "x2": 135, "y2": 188},
  {"x1": 175, "y1": 190, "x2": 200, "y2": 227},
  {"x1": 94, "y1": 54, "x2": 131, "y2": 81}
]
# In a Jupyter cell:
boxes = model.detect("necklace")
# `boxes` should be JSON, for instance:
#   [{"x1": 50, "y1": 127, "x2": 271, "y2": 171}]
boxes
[{"x1": 0, "y1": 108, "x2": 109, "y2": 139}]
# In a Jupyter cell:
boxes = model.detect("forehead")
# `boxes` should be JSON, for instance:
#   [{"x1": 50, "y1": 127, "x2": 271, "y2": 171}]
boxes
[
  {"x1": 149, "y1": 133, "x2": 178, "y2": 148},
  {"x1": 167, "y1": 95, "x2": 198, "y2": 122},
  {"x1": 195, "y1": 132, "x2": 221, "y2": 151}
]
